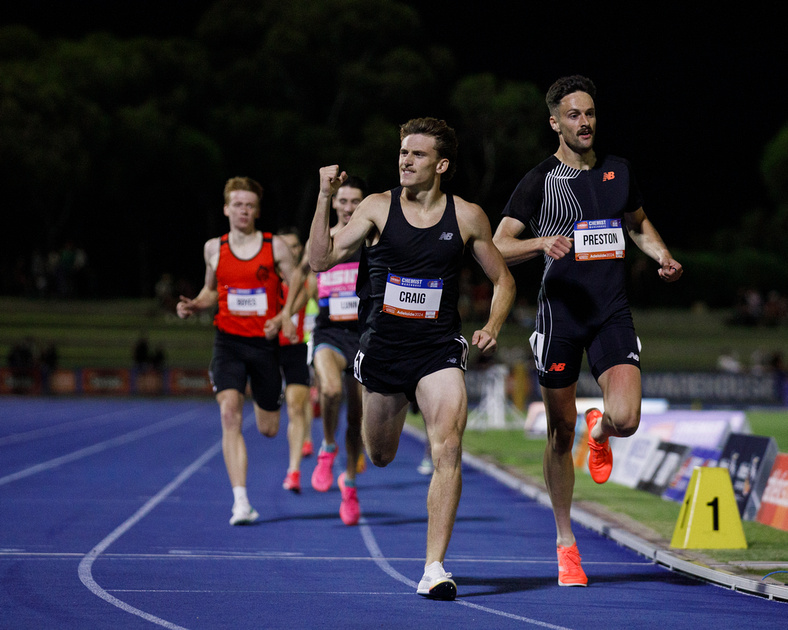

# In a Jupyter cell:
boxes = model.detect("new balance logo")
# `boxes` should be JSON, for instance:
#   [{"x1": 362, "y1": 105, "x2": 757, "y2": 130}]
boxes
[
  {"x1": 547, "y1": 362, "x2": 566, "y2": 372},
  {"x1": 438, "y1": 232, "x2": 454, "y2": 241},
  {"x1": 627, "y1": 352, "x2": 640, "y2": 361},
  {"x1": 602, "y1": 171, "x2": 615, "y2": 181}
]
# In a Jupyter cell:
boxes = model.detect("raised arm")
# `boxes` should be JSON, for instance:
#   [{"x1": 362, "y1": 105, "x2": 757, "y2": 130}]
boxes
[
  {"x1": 309, "y1": 165, "x2": 376, "y2": 272},
  {"x1": 461, "y1": 202, "x2": 516, "y2": 355},
  {"x1": 625, "y1": 208, "x2": 683, "y2": 282},
  {"x1": 176, "y1": 238, "x2": 220, "y2": 318},
  {"x1": 493, "y1": 216, "x2": 573, "y2": 266}
]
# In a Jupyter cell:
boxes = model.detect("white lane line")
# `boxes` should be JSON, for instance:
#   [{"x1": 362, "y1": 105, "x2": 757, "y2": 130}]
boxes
[
  {"x1": 78, "y1": 439, "x2": 223, "y2": 630},
  {"x1": 0, "y1": 405, "x2": 149, "y2": 447},
  {"x1": 0, "y1": 409, "x2": 203, "y2": 486},
  {"x1": 358, "y1": 517, "x2": 573, "y2": 629}
]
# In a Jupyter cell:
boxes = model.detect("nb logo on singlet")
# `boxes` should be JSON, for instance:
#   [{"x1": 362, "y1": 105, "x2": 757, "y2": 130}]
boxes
[
  {"x1": 438, "y1": 232, "x2": 454, "y2": 241},
  {"x1": 602, "y1": 171, "x2": 615, "y2": 182}
]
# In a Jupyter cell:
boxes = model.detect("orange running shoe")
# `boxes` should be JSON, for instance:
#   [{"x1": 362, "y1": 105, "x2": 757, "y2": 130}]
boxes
[
  {"x1": 356, "y1": 452, "x2": 367, "y2": 474},
  {"x1": 557, "y1": 542, "x2": 588, "y2": 586},
  {"x1": 301, "y1": 439, "x2": 314, "y2": 457},
  {"x1": 282, "y1": 470, "x2": 301, "y2": 493},
  {"x1": 585, "y1": 408, "x2": 612, "y2": 484}
]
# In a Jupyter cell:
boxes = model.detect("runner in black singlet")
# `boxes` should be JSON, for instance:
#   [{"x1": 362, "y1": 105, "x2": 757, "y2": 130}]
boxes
[
  {"x1": 307, "y1": 118, "x2": 515, "y2": 600},
  {"x1": 494, "y1": 76, "x2": 683, "y2": 587},
  {"x1": 355, "y1": 186, "x2": 468, "y2": 400}
]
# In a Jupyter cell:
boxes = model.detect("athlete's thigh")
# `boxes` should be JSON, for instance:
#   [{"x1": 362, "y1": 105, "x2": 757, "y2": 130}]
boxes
[
  {"x1": 362, "y1": 387, "x2": 409, "y2": 442},
  {"x1": 597, "y1": 363, "x2": 641, "y2": 420},
  {"x1": 313, "y1": 346, "x2": 347, "y2": 393},
  {"x1": 415, "y1": 367, "x2": 467, "y2": 439}
]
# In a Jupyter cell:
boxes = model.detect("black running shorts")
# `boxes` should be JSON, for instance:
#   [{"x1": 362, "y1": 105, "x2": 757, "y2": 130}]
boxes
[
  {"x1": 354, "y1": 336, "x2": 469, "y2": 402},
  {"x1": 279, "y1": 343, "x2": 310, "y2": 387},
  {"x1": 209, "y1": 329, "x2": 282, "y2": 411},
  {"x1": 309, "y1": 326, "x2": 360, "y2": 374}
]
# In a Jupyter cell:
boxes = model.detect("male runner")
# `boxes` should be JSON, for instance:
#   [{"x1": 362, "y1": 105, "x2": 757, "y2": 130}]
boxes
[
  {"x1": 493, "y1": 75, "x2": 683, "y2": 585},
  {"x1": 276, "y1": 228, "x2": 314, "y2": 494},
  {"x1": 308, "y1": 117, "x2": 515, "y2": 600},
  {"x1": 280, "y1": 177, "x2": 367, "y2": 526},
  {"x1": 177, "y1": 177, "x2": 297, "y2": 525}
]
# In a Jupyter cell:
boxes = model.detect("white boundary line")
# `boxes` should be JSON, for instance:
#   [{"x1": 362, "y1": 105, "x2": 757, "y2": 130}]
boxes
[
  {"x1": 78, "y1": 439, "x2": 223, "y2": 629},
  {"x1": 0, "y1": 410, "x2": 201, "y2": 486},
  {"x1": 358, "y1": 517, "x2": 571, "y2": 628},
  {"x1": 402, "y1": 424, "x2": 788, "y2": 603}
]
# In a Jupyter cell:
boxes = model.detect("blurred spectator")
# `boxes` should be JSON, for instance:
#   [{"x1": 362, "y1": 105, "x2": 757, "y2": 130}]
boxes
[
  {"x1": 7, "y1": 337, "x2": 36, "y2": 371},
  {"x1": 728, "y1": 287, "x2": 787, "y2": 327},
  {"x1": 510, "y1": 296, "x2": 535, "y2": 329},
  {"x1": 762, "y1": 290, "x2": 788, "y2": 326},
  {"x1": 155, "y1": 272, "x2": 178, "y2": 312},
  {"x1": 716, "y1": 349, "x2": 743, "y2": 373},
  {"x1": 133, "y1": 336, "x2": 166, "y2": 371}
]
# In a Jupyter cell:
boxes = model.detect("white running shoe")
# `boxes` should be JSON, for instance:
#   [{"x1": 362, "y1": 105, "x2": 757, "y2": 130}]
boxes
[
  {"x1": 229, "y1": 501, "x2": 259, "y2": 526},
  {"x1": 416, "y1": 561, "x2": 457, "y2": 600},
  {"x1": 417, "y1": 457, "x2": 434, "y2": 475}
]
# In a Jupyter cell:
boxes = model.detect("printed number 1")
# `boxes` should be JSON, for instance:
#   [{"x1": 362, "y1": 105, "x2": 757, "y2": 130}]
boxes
[{"x1": 706, "y1": 497, "x2": 719, "y2": 531}]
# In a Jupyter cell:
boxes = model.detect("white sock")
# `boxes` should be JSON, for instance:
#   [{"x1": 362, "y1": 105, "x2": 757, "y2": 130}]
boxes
[{"x1": 232, "y1": 486, "x2": 248, "y2": 504}]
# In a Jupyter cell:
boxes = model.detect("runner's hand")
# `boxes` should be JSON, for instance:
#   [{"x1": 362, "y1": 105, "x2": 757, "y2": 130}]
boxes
[{"x1": 472, "y1": 328, "x2": 498, "y2": 356}]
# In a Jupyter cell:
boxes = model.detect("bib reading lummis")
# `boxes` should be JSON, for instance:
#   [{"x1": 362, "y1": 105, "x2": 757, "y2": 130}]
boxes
[
  {"x1": 214, "y1": 232, "x2": 281, "y2": 337},
  {"x1": 356, "y1": 187, "x2": 464, "y2": 357},
  {"x1": 315, "y1": 247, "x2": 361, "y2": 332}
]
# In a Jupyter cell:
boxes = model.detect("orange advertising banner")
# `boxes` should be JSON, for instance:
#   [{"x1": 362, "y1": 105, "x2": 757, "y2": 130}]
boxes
[{"x1": 756, "y1": 452, "x2": 788, "y2": 532}]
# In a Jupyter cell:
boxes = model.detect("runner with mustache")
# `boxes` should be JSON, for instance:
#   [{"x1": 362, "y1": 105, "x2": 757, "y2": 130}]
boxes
[{"x1": 493, "y1": 75, "x2": 683, "y2": 586}]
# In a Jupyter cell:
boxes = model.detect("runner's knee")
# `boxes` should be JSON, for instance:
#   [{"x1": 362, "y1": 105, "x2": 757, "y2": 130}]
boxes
[
  {"x1": 609, "y1": 411, "x2": 639, "y2": 438},
  {"x1": 546, "y1": 417, "x2": 575, "y2": 453},
  {"x1": 430, "y1": 434, "x2": 462, "y2": 470}
]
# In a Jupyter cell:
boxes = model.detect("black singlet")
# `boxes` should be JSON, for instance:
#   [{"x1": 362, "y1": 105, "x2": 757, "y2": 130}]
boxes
[
  {"x1": 356, "y1": 187, "x2": 465, "y2": 359},
  {"x1": 503, "y1": 154, "x2": 643, "y2": 331}
]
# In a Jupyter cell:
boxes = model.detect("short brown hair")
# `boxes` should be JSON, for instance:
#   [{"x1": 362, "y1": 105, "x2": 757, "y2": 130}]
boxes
[
  {"x1": 223, "y1": 177, "x2": 263, "y2": 205},
  {"x1": 399, "y1": 117, "x2": 458, "y2": 181},
  {"x1": 546, "y1": 75, "x2": 596, "y2": 115}
]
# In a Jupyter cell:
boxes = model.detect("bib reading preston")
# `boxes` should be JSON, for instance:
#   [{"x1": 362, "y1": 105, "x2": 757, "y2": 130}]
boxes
[{"x1": 574, "y1": 219, "x2": 625, "y2": 261}]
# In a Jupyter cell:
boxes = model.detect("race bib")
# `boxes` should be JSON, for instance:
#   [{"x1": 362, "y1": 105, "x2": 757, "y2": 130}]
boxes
[
  {"x1": 574, "y1": 219, "x2": 625, "y2": 261},
  {"x1": 328, "y1": 293, "x2": 359, "y2": 321},
  {"x1": 227, "y1": 287, "x2": 268, "y2": 315},
  {"x1": 318, "y1": 262, "x2": 359, "y2": 321},
  {"x1": 382, "y1": 273, "x2": 442, "y2": 319}
]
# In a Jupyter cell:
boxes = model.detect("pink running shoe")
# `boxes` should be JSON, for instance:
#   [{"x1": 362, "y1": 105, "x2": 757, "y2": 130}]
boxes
[
  {"x1": 311, "y1": 448, "x2": 337, "y2": 492},
  {"x1": 338, "y1": 472, "x2": 360, "y2": 526}
]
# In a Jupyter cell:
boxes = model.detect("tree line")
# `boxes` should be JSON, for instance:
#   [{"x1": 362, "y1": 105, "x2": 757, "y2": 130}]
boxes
[{"x1": 1, "y1": 0, "x2": 786, "y2": 310}]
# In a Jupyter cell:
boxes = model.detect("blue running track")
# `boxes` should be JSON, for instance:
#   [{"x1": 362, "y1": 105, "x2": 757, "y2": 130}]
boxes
[{"x1": 0, "y1": 397, "x2": 785, "y2": 629}]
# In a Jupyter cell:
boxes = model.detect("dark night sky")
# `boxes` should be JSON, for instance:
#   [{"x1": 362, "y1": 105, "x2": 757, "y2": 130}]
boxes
[{"x1": 3, "y1": 1, "x2": 787, "y2": 251}]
